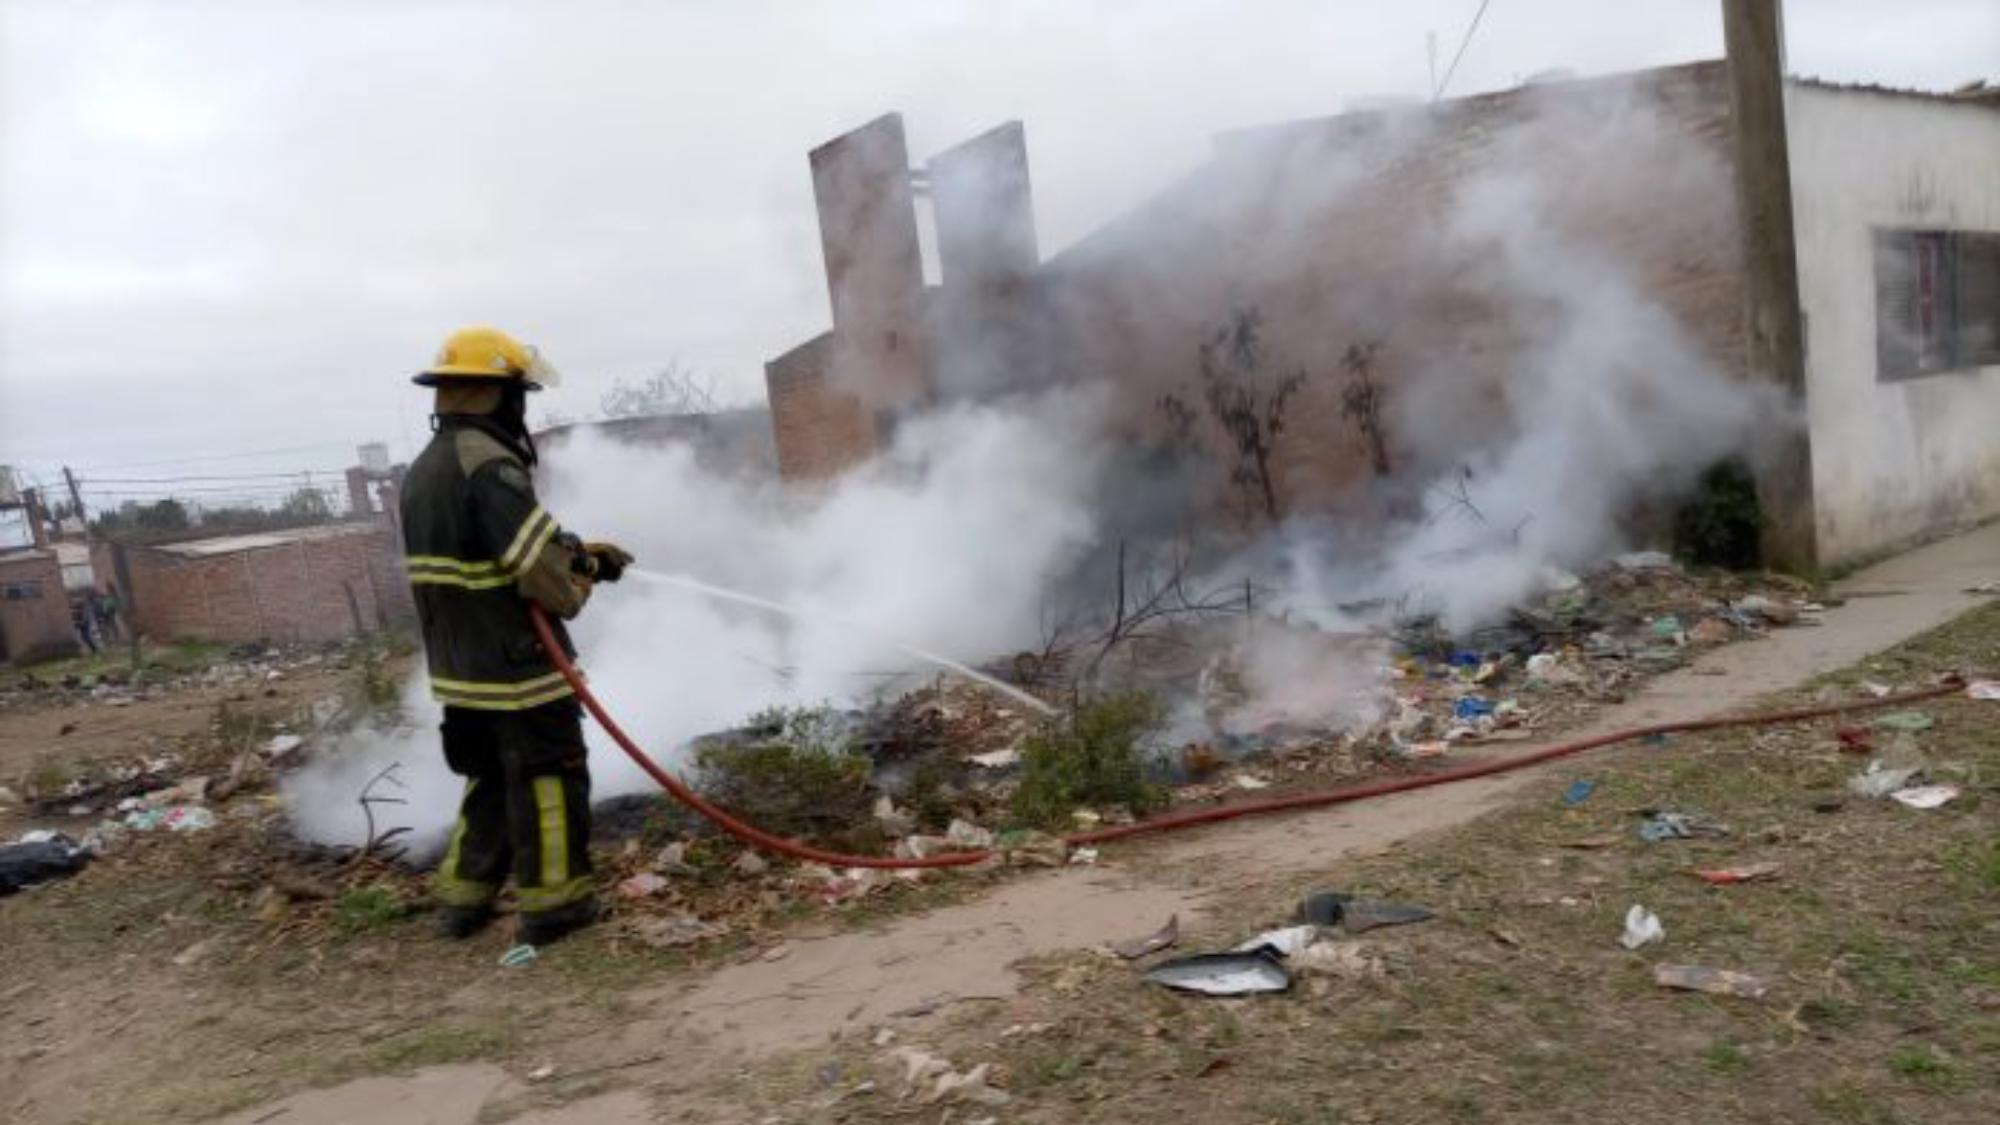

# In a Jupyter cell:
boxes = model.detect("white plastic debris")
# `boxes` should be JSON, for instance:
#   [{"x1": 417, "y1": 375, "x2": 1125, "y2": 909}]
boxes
[
  {"x1": 1232, "y1": 773, "x2": 1271, "y2": 791},
  {"x1": 1615, "y1": 551, "x2": 1676, "y2": 571},
  {"x1": 1889, "y1": 785, "x2": 1960, "y2": 809},
  {"x1": 1966, "y1": 680, "x2": 2000, "y2": 701},
  {"x1": 945, "y1": 819, "x2": 994, "y2": 849},
  {"x1": 1068, "y1": 846, "x2": 1099, "y2": 866},
  {"x1": 263, "y1": 733, "x2": 304, "y2": 758},
  {"x1": 1849, "y1": 762, "x2": 1924, "y2": 799},
  {"x1": 1619, "y1": 905, "x2": 1665, "y2": 950},
  {"x1": 967, "y1": 747, "x2": 1020, "y2": 769},
  {"x1": 1233, "y1": 925, "x2": 1321, "y2": 957}
]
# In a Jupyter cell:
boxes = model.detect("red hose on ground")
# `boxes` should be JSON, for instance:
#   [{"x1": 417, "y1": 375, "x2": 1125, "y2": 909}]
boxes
[{"x1": 531, "y1": 605, "x2": 1964, "y2": 869}]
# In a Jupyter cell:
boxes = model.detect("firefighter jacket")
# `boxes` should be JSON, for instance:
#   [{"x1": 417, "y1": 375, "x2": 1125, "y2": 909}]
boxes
[{"x1": 400, "y1": 416, "x2": 587, "y2": 711}]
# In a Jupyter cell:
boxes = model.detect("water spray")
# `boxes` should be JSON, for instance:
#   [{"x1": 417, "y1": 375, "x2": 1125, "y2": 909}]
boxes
[{"x1": 624, "y1": 567, "x2": 1056, "y2": 716}]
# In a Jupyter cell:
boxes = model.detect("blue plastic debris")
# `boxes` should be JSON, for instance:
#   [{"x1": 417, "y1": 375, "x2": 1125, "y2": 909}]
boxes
[
  {"x1": 1454, "y1": 696, "x2": 1496, "y2": 720},
  {"x1": 498, "y1": 943, "x2": 539, "y2": 968},
  {"x1": 1561, "y1": 780, "x2": 1597, "y2": 806},
  {"x1": 1448, "y1": 652, "x2": 1482, "y2": 668}
]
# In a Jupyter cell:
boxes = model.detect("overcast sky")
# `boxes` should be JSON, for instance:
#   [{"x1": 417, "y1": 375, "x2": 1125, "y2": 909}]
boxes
[{"x1": 2, "y1": 0, "x2": 1995, "y2": 522}]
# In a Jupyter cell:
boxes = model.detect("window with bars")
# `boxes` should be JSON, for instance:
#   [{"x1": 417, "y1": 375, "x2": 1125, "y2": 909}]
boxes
[{"x1": 1874, "y1": 228, "x2": 2000, "y2": 380}]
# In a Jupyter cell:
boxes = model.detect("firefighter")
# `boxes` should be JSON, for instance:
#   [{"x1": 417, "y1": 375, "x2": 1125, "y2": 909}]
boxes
[{"x1": 400, "y1": 326, "x2": 634, "y2": 945}]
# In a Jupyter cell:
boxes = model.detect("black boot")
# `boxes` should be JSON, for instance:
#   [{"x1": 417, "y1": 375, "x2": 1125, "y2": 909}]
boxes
[
  {"x1": 517, "y1": 897, "x2": 604, "y2": 947},
  {"x1": 433, "y1": 903, "x2": 493, "y2": 939}
]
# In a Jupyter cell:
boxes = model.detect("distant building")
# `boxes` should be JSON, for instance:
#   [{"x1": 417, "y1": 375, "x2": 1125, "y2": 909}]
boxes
[
  {"x1": 535, "y1": 407, "x2": 777, "y2": 479},
  {"x1": 92, "y1": 522, "x2": 414, "y2": 646}
]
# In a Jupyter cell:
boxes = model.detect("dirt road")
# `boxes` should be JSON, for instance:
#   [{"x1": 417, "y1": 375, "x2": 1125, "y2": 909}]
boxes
[{"x1": 198, "y1": 522, "x2": 2000, "y2": 1124}]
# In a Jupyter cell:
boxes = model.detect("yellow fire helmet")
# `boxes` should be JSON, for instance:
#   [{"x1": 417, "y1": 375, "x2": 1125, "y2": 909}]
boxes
[{"x1": 414, "y1": 326, "x2": 561, "y2": 389}]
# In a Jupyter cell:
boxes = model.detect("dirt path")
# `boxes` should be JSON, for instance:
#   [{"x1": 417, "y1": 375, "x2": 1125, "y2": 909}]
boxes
[{"x1": 211, "y1": 523, "x2": 2000, "y2": 1123}]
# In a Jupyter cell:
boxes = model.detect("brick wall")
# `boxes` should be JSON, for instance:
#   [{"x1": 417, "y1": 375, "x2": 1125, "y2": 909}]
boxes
[
  {"x1": 99, "y1": 523, "x2": 415, "y2": 646},
  {"x1": 0, "y1": 550, "x2": 77, "y2": 663},
  {"x1": 766, "y1": 332, "x2": 882, "y2": 482},
  {"x1": 1042, "y1": 60, "x2": 1744, "y2": 522}
]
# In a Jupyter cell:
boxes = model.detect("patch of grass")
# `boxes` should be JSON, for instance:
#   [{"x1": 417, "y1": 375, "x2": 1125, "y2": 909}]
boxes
[
  {"x1": 1886, "y1": 1045, "x2": 1961, "y2": 1090},
  {"x1": 1946, "y1": 838, "x2": 2000, "y2": 890},
  {"x1": 332, "y1": 886, "x2": 411, "y2": 935},
  {"x1": 1811, "y1": 1078, "x2": 1895, "y2": 1124},
  {"x1": 354, "y1": 1023, "x2": 513, "y2": 1074},
  {"x1": 898, "y1": 758, "x2": 957, "y2": 831},
  {"x1": 1798, "y1": 997, "x2": 1863, "y2": 1030},
  {"x1": 1702, "y1": 1040, "x2": 1750, "y2": 1074},
  {"x1": 1010, "y1": 691, "x2": 1166, "y2": 829},
  {"x1": 1673, "y1": 458, "x2": 1763, "y2": 569}
]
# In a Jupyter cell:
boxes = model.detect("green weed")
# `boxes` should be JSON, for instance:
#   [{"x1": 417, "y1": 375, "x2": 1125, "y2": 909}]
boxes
[{"x1": 1010, "y1": 691, "x2": 1165, "y2": 829}]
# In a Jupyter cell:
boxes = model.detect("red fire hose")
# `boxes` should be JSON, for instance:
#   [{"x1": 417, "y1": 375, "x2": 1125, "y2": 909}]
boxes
[{"x1": 530, "y1": 605, "x2": 1966, "y2": 869}]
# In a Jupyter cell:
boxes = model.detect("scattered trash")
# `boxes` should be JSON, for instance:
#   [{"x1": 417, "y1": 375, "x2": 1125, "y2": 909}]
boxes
[
  {"x1": 1848, "y1": 762, "x2": 1924, "y2": 799},
  {"x1": 1688, "y1": 618, "x2": 1733, "y2": 645},
  {"x1": 1068, "y1": 846, "x2": 1100, "y2": 865},
  {"x1": 1561, "y1": 779, "x2": 1597, "y2": 806},
  {"x1": 1696, "y1": 862, "x2": 1783, "y2": 886},
  {"x1": 1873, "y1": 711, "x2": 1934, "y2": 733},
  {"x1": 1143, "y1": 949, "x2": 1291, "y2": 996},
  {"x1": 1233, "y1": 925, "x2": 1321, "y2": 957},
  {"x1": 1653, "y1": 963, "x2": 1769, "y2": 999},
  {"x1": 1290, "y1": 940, "x2": 1384, "y2": 979},
  {"x1": 1294, "y1": 891, "x2": 1352, "y2": 926},
  {"x1": 1454, "y1": 696, "x2": 1496, "y2": 720},
  {"x1": 1649, "y1": 615, "x2": 1684, "y2": 638},
  {"x1": 1619, "y1": 905, "x2": 1665, "y2": 950},
  {"x1": 652, "y1": 841, "x2": 696, "y2": 875},
  {"x1": 1965, "y1": 680, "x2": 2000, "y2": 701},
  {"x1": 1732, "y1": 595, "x2": 1799, "y2": 626},
  {"x1": 886, "y1": 1047, "x2": 1011, "y2": 1107},
  {"x1": 998, "y1": 830, "x2": 1067, "y2": 867},
  {"x1": 498, "y1": 943, "x2": 539, "y2": 968},
  {"x1": 262, "y1": 733, "x2": 304, "y2": 759},
  {"x1": 1405, "y1": 740, "x2": 1450, "y2": 759},
  {"x1": 526, "y1": 1064, "x2": 557, "y2": 1083},
  {"x1": 1835, "y1": 726, "x2": 1873, "y2": 754},
  {"x1": 163, "y1": 806, "x2": 216, "y2": 832},
  {"x1": 1637, "y1": 812, "x2": 1729, "y2": 842},
  {"x1": 1889, "y1": 785, "x2": 1960, "y2": 809},
  {"x1": 1339, "y1": 899, "x2": 1436, "y2": 934},
  {"x1": 872, "y1": 795, "x2": 915, "y2": 837},
  {"x1": 615, "y1": 873, "x2": 669, "y2": 900},
  {"x1": 0, "y1": 834, "x2": 90, "y2": 895},
  {"x1": 1231, "y1": 773, "x2": 1271, "y2": 791},
  {"x1": 967, "y1": 747, "x2": 1020, "y2": 769},
  {"x1": 1111, "y1": 914, "x2": 1180, "y2": 960},
  {"x1": 1858, "y1": 681, "x2": 1892, "y2": 699},
  {"x1": 732, "y1": 850, "x2": 770, "y2": 876},
  {"x1": 945, "y1": 818, "x2": 995, "y2": 849}
]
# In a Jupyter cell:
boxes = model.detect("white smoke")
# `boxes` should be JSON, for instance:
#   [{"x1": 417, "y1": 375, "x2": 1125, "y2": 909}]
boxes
[{"x1": 283, "y1": 390, "x2": 1109, "y2": 849}]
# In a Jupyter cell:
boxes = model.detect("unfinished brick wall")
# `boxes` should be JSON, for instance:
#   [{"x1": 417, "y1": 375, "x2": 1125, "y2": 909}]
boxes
[
  {"x1": 766, "y1": 332, "x2": 881, "y2": 482},
  {"x1": 99, "y1": 524, "x2": 415, "y2": 646},
  {"x1": 0, "y1": 550, "x2": 77, "y2": 663},
  {"x1": 1043, "y1": 61, "x2": 1745, "y2": 523}
]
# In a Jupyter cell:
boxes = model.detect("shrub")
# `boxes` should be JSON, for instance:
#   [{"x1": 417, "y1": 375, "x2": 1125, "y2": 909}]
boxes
[{"x1": 1011, "y1": 692, "x2": 1167, "y2": 829}]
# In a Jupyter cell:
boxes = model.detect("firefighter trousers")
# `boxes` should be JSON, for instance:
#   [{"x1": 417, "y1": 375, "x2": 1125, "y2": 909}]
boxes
[{"x1": 432, "y1": 699, "x2": 595, "y2": 919}]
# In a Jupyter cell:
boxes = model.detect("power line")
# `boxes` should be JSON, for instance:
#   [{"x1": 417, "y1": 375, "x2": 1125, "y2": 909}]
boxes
[
  {"x1": 1433, "y1": 0, "x2": 1494, "y2": 101},
  {"x1": 72, "y1": 442, "x2": 356, "y2": 473},
  {"x1": 82, "y1": 468, "x2": 348, "y2": 485}
]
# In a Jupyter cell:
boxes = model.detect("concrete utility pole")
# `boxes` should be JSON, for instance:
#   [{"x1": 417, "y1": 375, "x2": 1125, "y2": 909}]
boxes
[
  {"x1": 61, "y1": 465, "x2": 92, "y2": 543},
  {"x1": 1721, "y1": 0, "x2": 1817, "y2": 572}
]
